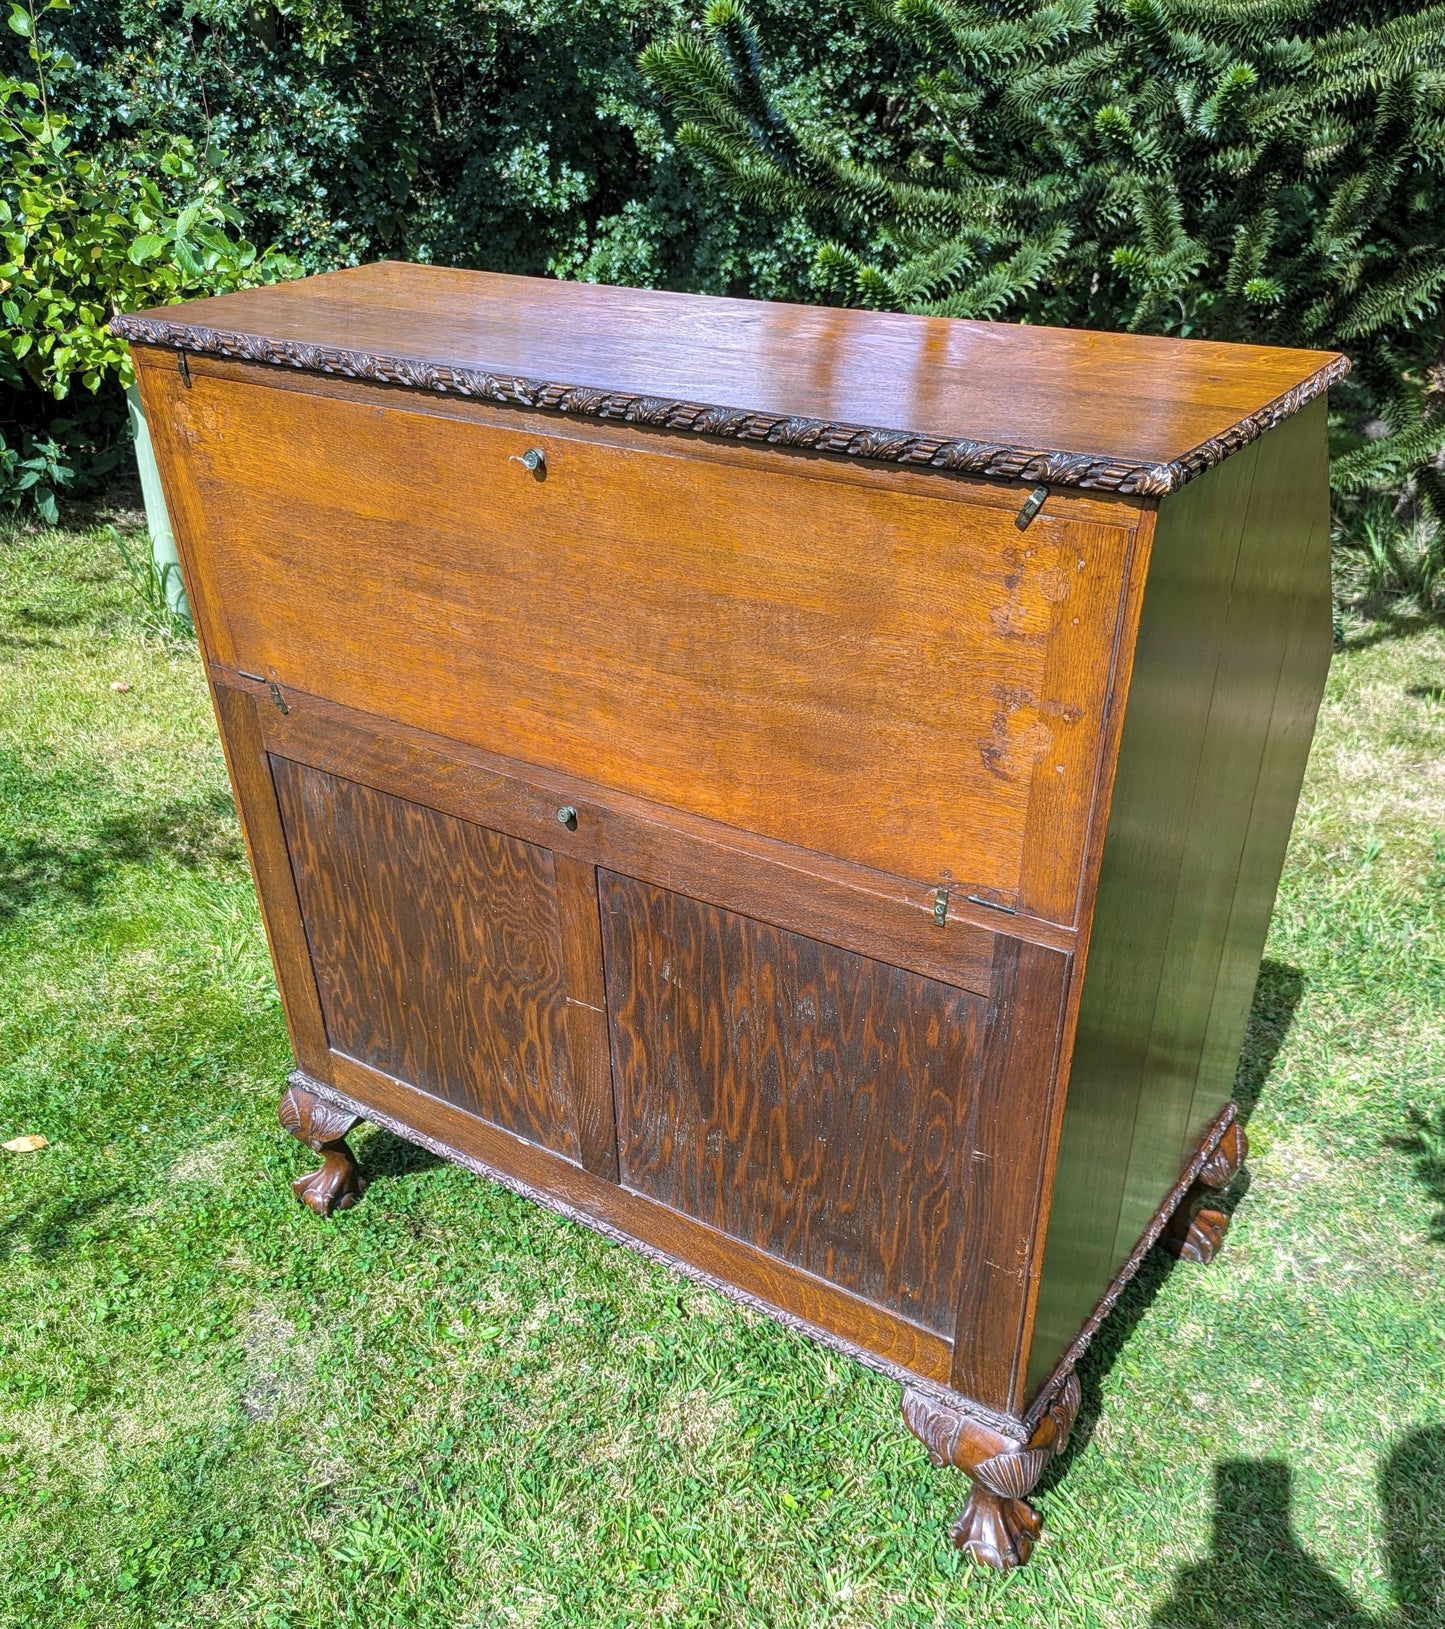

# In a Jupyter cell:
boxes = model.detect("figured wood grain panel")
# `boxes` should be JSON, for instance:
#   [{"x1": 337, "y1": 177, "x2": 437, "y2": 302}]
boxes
[
  {"x1": 599, "y1": 872, "x2": 988, "y2": 1335},
  {"x1": 324, "y1": 1050, "x2": 954, "y2": 1384},
  {"x1": 165, "y1": 369, "x2": 1133, "y2": 906},
  {"x1": 271, "y1": 757, "x2": 581, "y2": 1161},
  {"x1": 245, "y1": 676, "x2": 1019, "y2": 990}
]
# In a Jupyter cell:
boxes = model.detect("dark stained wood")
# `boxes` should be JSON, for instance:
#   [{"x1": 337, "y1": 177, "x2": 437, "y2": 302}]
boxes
[
  {"x1": 1185, "y1": 400, "x2": 1334, "y2": 1153},
  {"x1": 277, "y1": 1081, "x2": 364, "y2": 1216},
  {"x1": 317, "y1": 1053, "x2": 955, "y2": 1384},
  {"x1": 271, "y1": 758, "x2": 582, "y2": 1162},
  {"x1": 209, "y1": 685, "x2": 332, "y2": 1079},
  {"x1": 122, "y1": 267, "x2": 1337, "y2": 1568},
  {"x1": 242, "y1": 671, "x2": 1019, "y2": 990},
  {"x1": 1023, "y1": 401, "x2": 1332, "y2": 1397},
  {"x1": 554, "y1": 855, "x2": 620, "y2": 1183},
  {"x1": 950, "y1": 936, "x2": 1071, "y2": 1413},
  {"x1": 902, "y1": 1372, "x2": 1079, "y2": 1572},
  {"x1": 1109, "y1": 400, "x2": 1324, "y2": 1263},
  {"x1": 146, "y1": 363, "x2": 1135, "y2": 911},
  {"x1": 115, "y1": 263, "x2": 1344, "y2": 495},
  {"x1": 600, "y1": 873, "x2": 989, "y2": 1335}
]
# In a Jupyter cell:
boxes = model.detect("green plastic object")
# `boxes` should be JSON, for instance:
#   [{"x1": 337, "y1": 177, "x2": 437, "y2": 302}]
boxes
[{"x1": 126, "y1": 383, "x2": 190, "y2": 621}]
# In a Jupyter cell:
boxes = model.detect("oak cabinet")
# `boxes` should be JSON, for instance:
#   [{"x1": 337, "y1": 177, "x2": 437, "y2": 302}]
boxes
[{"x1": 119, "y1": 264, "x2": 1343, "y2": 1569}]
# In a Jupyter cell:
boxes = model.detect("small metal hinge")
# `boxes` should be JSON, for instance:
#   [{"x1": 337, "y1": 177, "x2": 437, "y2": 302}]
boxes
[
  {"x1": 1015, "y1": 483, "x2": 1048, "y2": 530},
  {"x1": 177, "y1": 352, "x2": 192, "y2": 387},
  {"x1": 267, "y1": 679, "x2": 289, "y2": 715},
  {"x1": 933, "y1": 888, "x2": 949, "y2": 927},
  {"x1": 966, "y1": 893, "x2": 1017, "y2": 915}
]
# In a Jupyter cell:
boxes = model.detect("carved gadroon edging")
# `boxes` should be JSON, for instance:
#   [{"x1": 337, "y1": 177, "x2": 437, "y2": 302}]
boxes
[
  {"x1": 902, "y1": 1372, "x2": 1081, "y2": 1571},
  {"x1": 1021, "y1": 1103, "x2": 1244, "y2": 1435},
  {"x1": 110, "y1": 314, "x2": 1351, "y2": 499}
]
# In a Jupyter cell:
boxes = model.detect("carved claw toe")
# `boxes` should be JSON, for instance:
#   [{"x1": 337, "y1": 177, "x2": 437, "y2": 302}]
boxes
[
  {"x1": 1164, "y1": 1204, "x2": 1229, "y2": 1263},
  {"x1": 291, "y1": 1151, "x2": 366, "y2": 1217},
  {"x1": 280, "y1": 1081, "x2": 365, "y2": 1218},
  {"x1": 950, "y1": 1487, "x2": 1043, "y2": 1571}
]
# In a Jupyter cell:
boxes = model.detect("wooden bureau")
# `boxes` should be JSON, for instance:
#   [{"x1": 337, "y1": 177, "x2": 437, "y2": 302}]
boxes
[{"x1": 117, "y1": 264, "x2": 1344, "y2": 1570}]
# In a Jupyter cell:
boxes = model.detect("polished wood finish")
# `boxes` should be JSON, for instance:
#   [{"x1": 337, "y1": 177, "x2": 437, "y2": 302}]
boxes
[
  {"x1": 273, "y1": 758, "x2": 583, "y2": 1163},
  {"x1": 114, "y1": 262, "x2": 1344, "y2": 496},
  {"x1": 133, "y1": 363, "x2": 1133, "y2": 915},
  {"x1": 125, "y1": 264, "x2": 1337, "y2": 1568},
  {"x1": 1025, "y1": 400, "x2": 1332, "y2": 1394},
  {"x1": 601, "y1": 872, "x2": 990, "y2": 1336}
]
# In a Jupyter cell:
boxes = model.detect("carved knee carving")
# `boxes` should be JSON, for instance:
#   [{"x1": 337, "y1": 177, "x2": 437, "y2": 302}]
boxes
[
  {"x1": 279, "y1": 1082, "x2": 365, "y2": 1216},
  {"x1": 1163, "y1": 1123, "x2": 1247, "y2": 1264},
  {"x1": 901, "y1": 1373, "x2": 1080, "y2": 1571}
]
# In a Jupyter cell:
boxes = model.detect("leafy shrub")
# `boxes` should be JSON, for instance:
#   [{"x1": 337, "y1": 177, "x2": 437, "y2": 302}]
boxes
[
  {"x1": 643, "y1": 0, "x2": 1445, "y2": 598},
  {"x1": 0, "y1": 0, "x2": 299, "y2": 517}
]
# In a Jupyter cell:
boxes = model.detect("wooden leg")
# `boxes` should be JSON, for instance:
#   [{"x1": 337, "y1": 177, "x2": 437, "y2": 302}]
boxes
[
  {"x1": 901, "y1": 1374, "x2": 1080, "y2": 1571},
  {"x1": 278, "y1": 1081, "x2": 366, "y2": 1216},
  {"x1": 1163, "y1": 1123, "x2": 1248, "y2": 1264}
]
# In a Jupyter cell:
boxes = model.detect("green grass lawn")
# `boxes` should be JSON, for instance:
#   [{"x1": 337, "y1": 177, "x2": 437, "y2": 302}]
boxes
[{"x1": 1, "y1": 514, "x2": 1443, "y2": 1628}]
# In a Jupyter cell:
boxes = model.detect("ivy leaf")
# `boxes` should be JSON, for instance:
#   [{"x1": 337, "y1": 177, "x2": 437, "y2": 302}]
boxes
[
  {"x1": 127, "y1": 233, "x2": 164, "y2": 265},
  {"x1": 7, "y1": 5, "x2": 32, "y2": 37}
]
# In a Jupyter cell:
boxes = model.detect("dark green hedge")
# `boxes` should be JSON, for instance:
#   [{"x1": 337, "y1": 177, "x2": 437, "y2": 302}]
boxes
[{"x1": 4, "y1": 1, "x2": 1443, "y2": 601}]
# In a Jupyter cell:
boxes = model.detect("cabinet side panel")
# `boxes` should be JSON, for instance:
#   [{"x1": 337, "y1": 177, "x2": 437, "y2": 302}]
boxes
[
  {"x1": 1186, "y1": 403, "x2": 1333, "y2": 1150},
  {"x1": 1108, "y1": 400, "x2": 1329, "y2": 1262},
  {"x1": 1023, "y1": 435, "x2": 1263, "y2": 1390},
  {"x1": 1026, "y1": 403, "x2": 1332, "y2": 1394}
]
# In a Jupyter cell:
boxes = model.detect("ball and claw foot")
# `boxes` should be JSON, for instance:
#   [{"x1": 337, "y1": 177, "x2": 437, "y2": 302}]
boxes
[
  {"x1": 949, "y1": 1487, "x2": 1044, "y2": 1570},
  {"x1": 278, "y1": 1081, "x2": 366, "y2": 1217},
  {"x1": 1163, "y1": 1122, "x2": 1248, "y2": 1265},
  {"x1": 902, "y1": 1372, "x2": 1080, "y2": 1573}
]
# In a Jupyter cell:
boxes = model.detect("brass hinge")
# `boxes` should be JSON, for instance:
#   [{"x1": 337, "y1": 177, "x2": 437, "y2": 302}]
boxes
[
  {"x1": 1015, "y1": 483, "x2": 1048, "y2": 530},
  {"x1": 933, "y1": 888, "x2": 949, "y2": 926}
]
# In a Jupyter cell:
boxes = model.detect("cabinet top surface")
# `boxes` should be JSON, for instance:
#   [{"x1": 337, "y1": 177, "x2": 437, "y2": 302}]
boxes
[{"x1": 116, "y1": 261, "x2": 1346, "y2": 498}]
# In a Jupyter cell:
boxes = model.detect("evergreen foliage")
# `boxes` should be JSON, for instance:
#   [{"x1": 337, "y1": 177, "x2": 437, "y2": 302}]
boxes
[{"x1": 644, "y1": 0, "x2": 1445, "y2": 560}]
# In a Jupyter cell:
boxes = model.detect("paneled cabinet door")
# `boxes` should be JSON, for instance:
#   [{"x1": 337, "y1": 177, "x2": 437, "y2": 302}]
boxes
[
  {"x1": 599, "y1": 870, "x2": 996, "y2": 1337},
  {"x1": 271, "y1": 754, "x2": 592, "y2": 1166}
]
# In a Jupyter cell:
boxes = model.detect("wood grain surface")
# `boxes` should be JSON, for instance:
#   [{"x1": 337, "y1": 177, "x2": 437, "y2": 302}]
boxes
[
  {"x1": 245, "y1": 674, "x2": 1020, "y2": 989},
  {"x1": 599, "y1": 872, "x2": 990, "y2": 1334},
  {"x1": 322, "y1": 1051, "x2": 956, "y2": 1386},
  {"x1": 1024, "y1": 403, "x2": 1332, "y2": 1396},
  {"x1": 141, "y1": 364, "x2": 1133, "y2": 914},
  {"x1": 116, "y1": 262, "x2": 1345, "y2": 494},
  {"x1": 271, "y1": 757, "x2": 582, "y2": 1161}
]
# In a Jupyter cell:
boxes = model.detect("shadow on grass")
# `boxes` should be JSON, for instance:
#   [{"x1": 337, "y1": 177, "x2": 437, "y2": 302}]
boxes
[
  {"x1": 1394, "y1": 1103, "x2": 1445, "y2": 1243},
  {"x1": 0, "y1": 1188, "x2": 129, "y2": 1264},
  {"x1": 354, "y1": 1124, "x2": 445, "y2": 1187},
  {"x1": 1151, "y1": 1432, "x2": 1445, "y2": 1627},
  {"x1": 1040, "y1": 959, "x2": 1305, "y2": 1478},
  {"x1": 0, "y1": 785, "x2": 242, "y2": 922},
  {"x1": 1336, "y1": 602, "x2": 1445, "y2": 653}
]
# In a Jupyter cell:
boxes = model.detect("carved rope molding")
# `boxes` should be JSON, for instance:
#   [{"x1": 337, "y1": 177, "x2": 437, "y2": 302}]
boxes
[{"x1": 110, "y1": 314, "x2": 1352, "y2": 499}]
